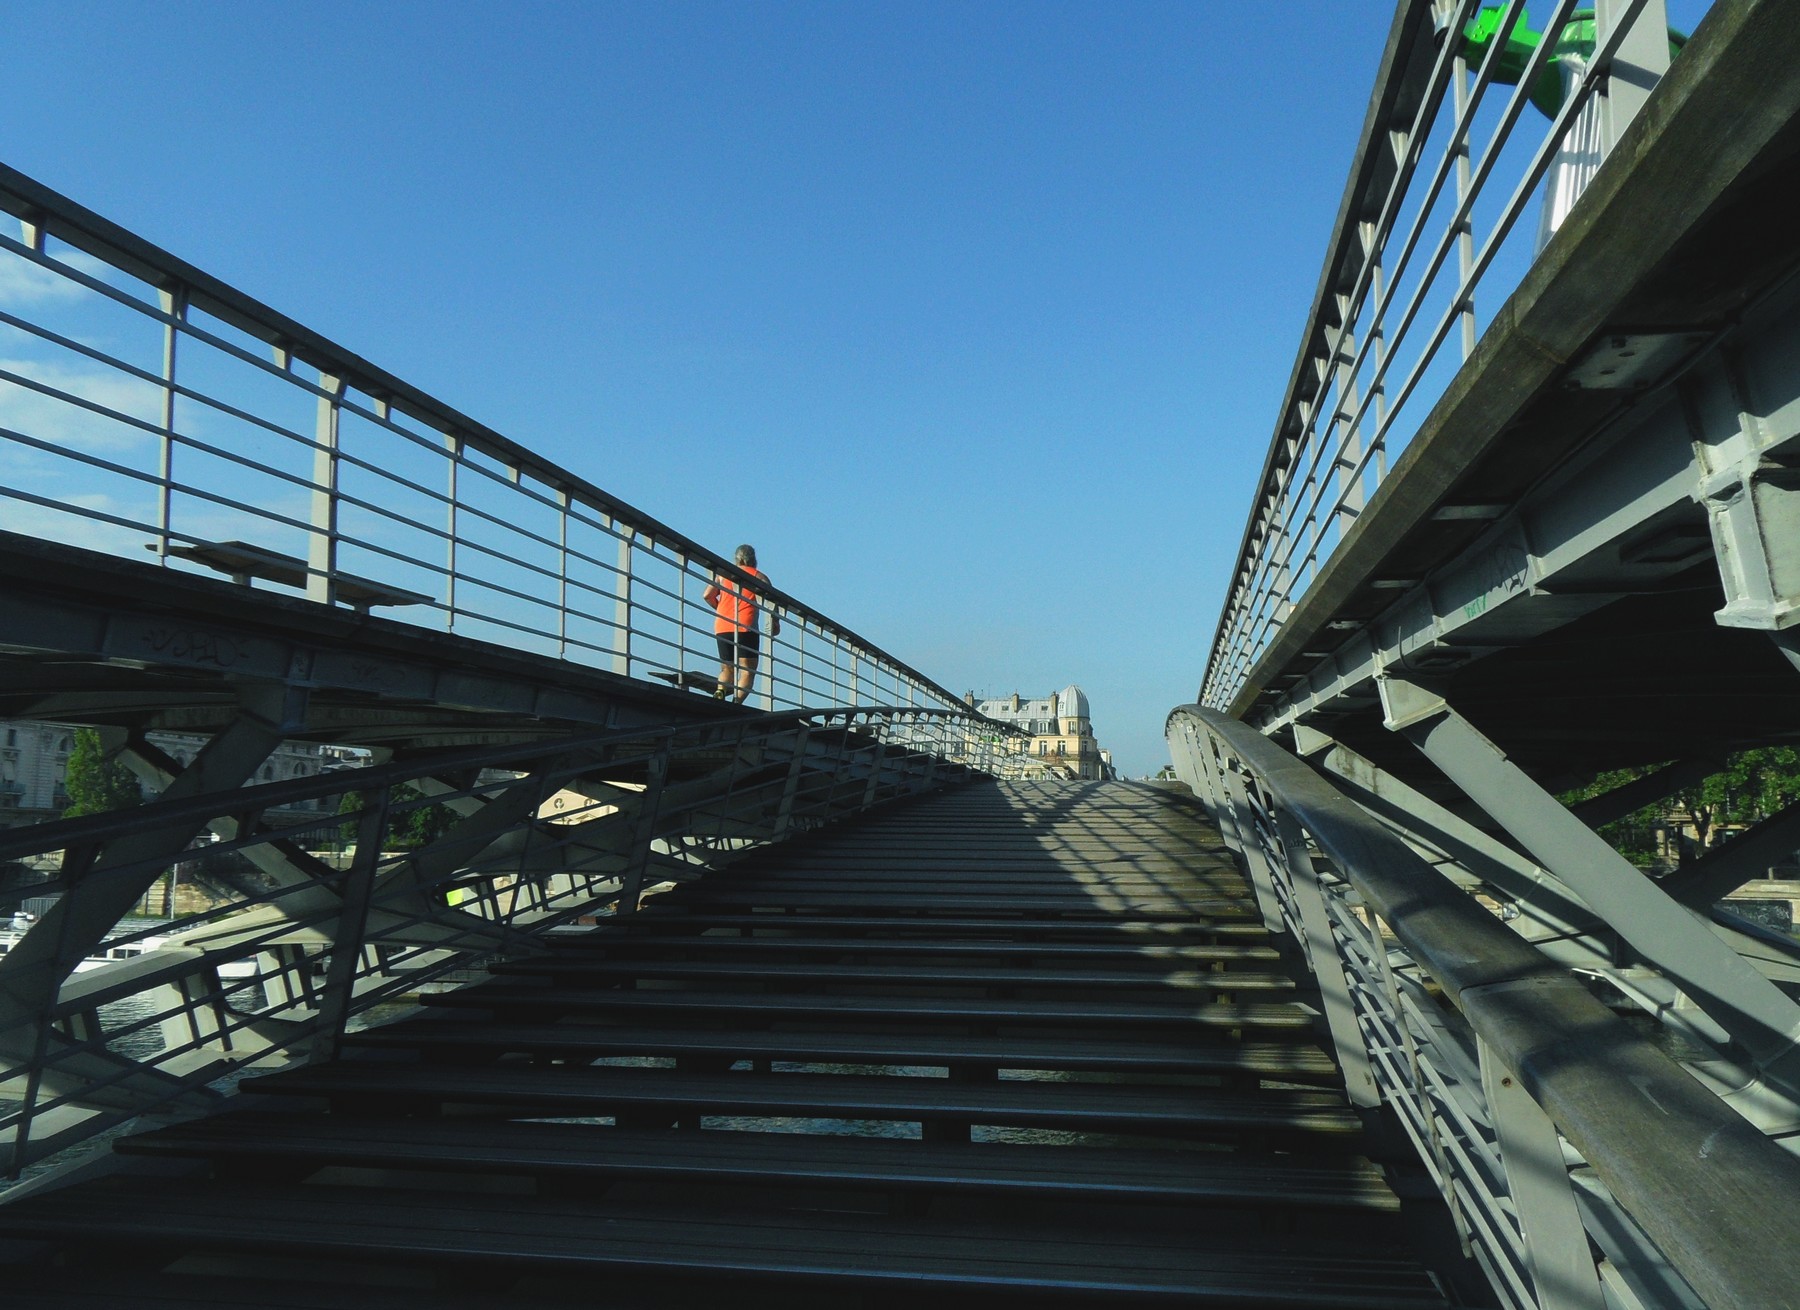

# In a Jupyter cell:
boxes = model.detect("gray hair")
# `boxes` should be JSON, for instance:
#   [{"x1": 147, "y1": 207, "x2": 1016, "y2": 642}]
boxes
[{"x1": 734, "y1": 543, "x2": 757, "y2": 567}]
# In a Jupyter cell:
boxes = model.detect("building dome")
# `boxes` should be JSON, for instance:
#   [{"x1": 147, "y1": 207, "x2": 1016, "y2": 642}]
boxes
[{"x1": 1056, "y1": 685, "x2": 1090, "y2": 723}]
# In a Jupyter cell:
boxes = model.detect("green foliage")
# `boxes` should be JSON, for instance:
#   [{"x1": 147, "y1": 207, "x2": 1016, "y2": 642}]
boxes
[
  {"x1": 1560, "y1": 765, "x2": 1664, "y2": 868},
  {"x1": 1560, "y1": 749, "x2": 1800, "y2": 868},
  {"x1": 337, "y1": 784, "x2": 456, "y2": 851},
  {"x1": 61, "y1": 729, "x2": 143, "y2": 818},
  {"x1": 1677, "y1": 747, "x2": 1800, "y2": 845}
]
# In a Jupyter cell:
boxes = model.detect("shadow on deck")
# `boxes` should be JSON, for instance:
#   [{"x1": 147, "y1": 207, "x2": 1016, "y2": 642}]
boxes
[{"x1": 0, "y1": 780, "x2": 1459, "y2": 1308}]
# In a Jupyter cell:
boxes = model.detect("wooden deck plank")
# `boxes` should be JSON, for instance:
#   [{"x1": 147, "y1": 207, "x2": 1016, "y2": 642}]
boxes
[
  {"x1": 240, "y1": 1062, "x2": 1363, "y2": 1138},
  {"x1": 0, "y1": 1178, "x2": 1448, "y2": 1306},
  {"x1": 0, "y1": 780, "x2": 1454, "y2": 1308},
  {"x1": 420, "y1": 984, "x2": 1323, "y2": 1031},
  {"x1": 544, "y1": 933, "x2": 1283, "y2": 963},
  {"x1": 602, "y1": 910, "x2": 1272, "y2": 939},
  {"x1": 340, "y1": 1020, "x2": 1340, "y2": 1079},
  {"x1": 116, "y1": 1112, "x2": 1399, "y2": 1210},
  {"x1": 1, "y1": 1273, "x2": 513, "y2": 1310},
  {"x1": 487, "y1": 958, "x2": 1297, "y2": 991},
  {"x1": 658, "y1": 889, "x2": 1262, "y2": 915}
]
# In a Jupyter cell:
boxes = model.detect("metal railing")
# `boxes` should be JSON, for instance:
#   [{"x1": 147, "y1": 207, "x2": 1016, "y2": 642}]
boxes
[
  {"x1": 1169, "y1": 705, "x2": 1800, "y2": 1310},
  {"x1": 0, "y1": 162, "x2": 966, "y2": 718},
  {"x1": 1201, "y1": 0, "x2": 1692, "y2": 710},
  {"x1": 0, "y1": 706, "x2": 1030, "y2": 1182}
]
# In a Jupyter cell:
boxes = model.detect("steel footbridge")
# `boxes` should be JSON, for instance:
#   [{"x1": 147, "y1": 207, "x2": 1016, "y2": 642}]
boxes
[{"x1": 4, "y1": 1, "x2": 1800, "y2": 1306}]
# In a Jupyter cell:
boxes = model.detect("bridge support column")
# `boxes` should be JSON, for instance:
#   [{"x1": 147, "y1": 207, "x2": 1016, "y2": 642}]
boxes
[
  {"x1": 309, "y1": 789, "x2": 390, "y2": 1064},
  {"x1": 1379, "y1": 674, "x2": 1800, "y2": 1119},
  {"x1": 616, "y1": 742, "x2": 670, "y2": 915},
  {"x1": 773, "y1": 724, "x2": 812, "y2": 841}
]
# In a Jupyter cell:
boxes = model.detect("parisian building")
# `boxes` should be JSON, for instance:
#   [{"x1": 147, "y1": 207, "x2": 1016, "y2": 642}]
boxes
[
  {"x1": 0, "y1": 720, "x2": 351, "y2": 829},
  {"x1": 968, "y1": 685, "x2": 1115, "y2": 780}
]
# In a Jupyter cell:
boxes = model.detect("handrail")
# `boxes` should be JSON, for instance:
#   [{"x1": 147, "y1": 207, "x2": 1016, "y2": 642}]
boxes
[
  {"x1": 0, "y1": 706, "x2": 1030, "y2": 1182},
  {"x1": 1168, "y1": 704, "x2": 1800, "y2": 1310},
  {"x1": 0, "y1": 161, "x2": 974, "y2": 719},
  {"x1": 1201, "y1": 0, "x2": 1694, "y2": 710}
]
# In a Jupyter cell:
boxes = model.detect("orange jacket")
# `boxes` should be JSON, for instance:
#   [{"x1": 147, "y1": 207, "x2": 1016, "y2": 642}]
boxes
[{"x1": 706, "y1": 567, "x2": 774, "y2": 634}]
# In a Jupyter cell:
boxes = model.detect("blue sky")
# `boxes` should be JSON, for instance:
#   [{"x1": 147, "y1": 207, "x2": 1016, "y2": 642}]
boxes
[{"x1": 0, "y1": 2, "x2": 1704, "y2": 777}]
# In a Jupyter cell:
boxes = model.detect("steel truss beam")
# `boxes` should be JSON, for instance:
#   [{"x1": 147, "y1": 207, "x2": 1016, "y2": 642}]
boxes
[
  {"x1": 0, "y1": 685, "x2": 301, "y2": 1116},
  {"x1": 1661, "y1": 797, "x2": 1800, "y2": 909},
  {"x1": 1302, "y1": 728, "x2": 1800, "y2": 985},
  {"x1": 1380, "y1": 674, "x2": 1800, "y2": 1124},
  {"x1": 1303, "y1": 727, "x2": 1800, "y2": 1120},
  {"x1": 1171, "y1": 704, "x2": 1800, "y2": 1310}
]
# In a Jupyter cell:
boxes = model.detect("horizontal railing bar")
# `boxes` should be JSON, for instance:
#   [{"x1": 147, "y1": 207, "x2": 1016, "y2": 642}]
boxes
[{"x1": 0, "y1": 169, "x2": 975, "y2": 718}]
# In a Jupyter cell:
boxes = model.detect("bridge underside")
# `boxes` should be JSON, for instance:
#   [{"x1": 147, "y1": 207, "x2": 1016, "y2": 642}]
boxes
[
  {"x1": 0, "y1": 782, "x2": 1460, "y2": 1308},
  {"x1": 1237, "y1": 0, "x2": 1800, "y2": 806},
  {"x1": 0, "y1": 529, "x2": 731, "y2": 757}
]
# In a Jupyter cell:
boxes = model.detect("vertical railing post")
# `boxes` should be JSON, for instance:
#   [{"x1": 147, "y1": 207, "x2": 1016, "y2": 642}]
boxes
[
  {"x1": 765, "y1": 598, "x2": 781, "y2": 711},
  {"x1": 308, "y1": 372, "x2": 345, "y2": 605},
  {"x1": 795, "y1": 622, "x2": 810, "y2": 705},
  {"x1": 155, "y1": 285, "x2": 186, "y2": 563},
  {"x1": 556, "y1": 487, "x2": 571, "y2": 660},
  {"x1": 1597, "y1": 0, "x2": 1671, "y2": 148},
  {"x1": 1364, "y1": 223, "x2": 1388, "y2": 479},
  {"x1": 1478, "y1": 1036, "x2": 1608, "y2": 1310},
  {"x1": 1270, "y1": 808, "x2": 1380, "y2": 1109},
  {"x1": 443, "y1": 433, "x2": 461, "y2": 631},
  {"x1": 1364, "y1": 908, "x2": 1469, "y2": 1250},
  {"x1": 861, "y1": 730, "x2": 888, "y2": 811},
  {"x1": 1210, "y1": 745, "x2": 1289, "y2": 936},
  {"x1": 677, "y1": 555, "x2": 692, "y2": 675},
  {"x1": 1331, "y1": 310, "x2": 1366, "y2": 539},
  {"x1": 612, "y1": 524, "x2": 635, "y2": 678},
  {"x1": 1452, "y1": 35, "x2": 1477, "y2": 361}
]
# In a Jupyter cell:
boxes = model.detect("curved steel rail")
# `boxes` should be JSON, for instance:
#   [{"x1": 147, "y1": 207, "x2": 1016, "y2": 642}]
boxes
[{"x1": 1169, "y1": 704, "x2": 1800, "y2": 1310}]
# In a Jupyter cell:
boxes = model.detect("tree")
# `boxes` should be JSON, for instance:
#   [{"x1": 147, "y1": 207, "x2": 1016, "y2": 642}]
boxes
[
  {"x1": 1676, "y1": 748, "x2": 1800, "y2": 847},
  {"x1": 62, "y1": 728, "x2": 143, "y2": 818},
  {"x1": 1561, "y1": 749, "x2": 1800, "y2": 869},
  {"x1": 337, "y1": 784, "x2": 455, "y2": 851},
  {"x1": 1559, "y1": 765, "x2": 1664, "y2": 868}
]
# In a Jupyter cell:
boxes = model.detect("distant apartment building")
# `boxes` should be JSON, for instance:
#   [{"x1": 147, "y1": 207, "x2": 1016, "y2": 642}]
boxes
[
  {"x1": 0, "y1": 720, "x2": 349, "y2": 829},
  {"x1": 969, "y1": 685, "x2": 1114, "y2": 781}
]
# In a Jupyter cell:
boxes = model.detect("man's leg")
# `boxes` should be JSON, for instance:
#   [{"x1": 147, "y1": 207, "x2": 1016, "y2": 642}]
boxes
[{"x1": 733, "y1": 656, "x2": 756, "y2": 704}]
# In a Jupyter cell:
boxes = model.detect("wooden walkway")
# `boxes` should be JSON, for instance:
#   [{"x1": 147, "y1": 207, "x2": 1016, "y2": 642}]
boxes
[{"x1": 0, "y1": 780, "x2": 1448, "y2": 1308}]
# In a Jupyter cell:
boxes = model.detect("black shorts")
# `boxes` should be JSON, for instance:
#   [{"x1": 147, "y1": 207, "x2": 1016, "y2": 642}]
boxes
[{"x1": 717, "y1": 630, "x2": 760, "y2": 662}]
